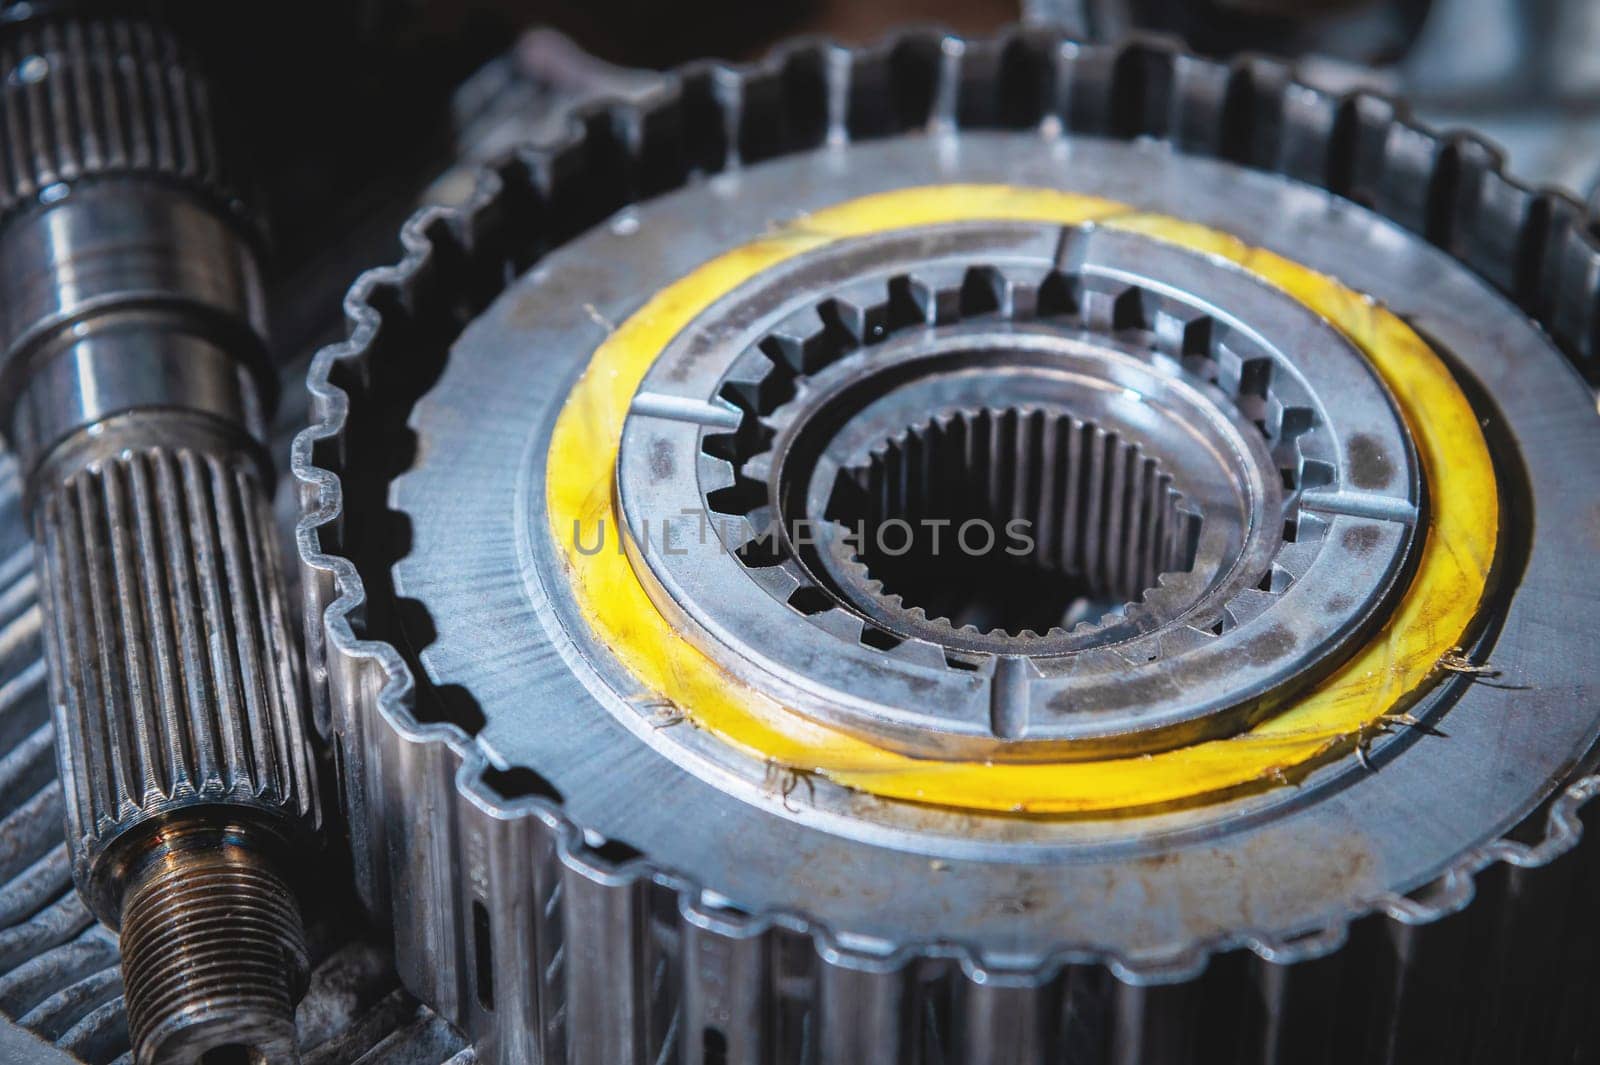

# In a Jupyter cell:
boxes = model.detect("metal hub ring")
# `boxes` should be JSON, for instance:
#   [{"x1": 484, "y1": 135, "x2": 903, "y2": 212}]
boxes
[{"x1": 618, "y1": 219, "x2": 1420, "y2": 758}]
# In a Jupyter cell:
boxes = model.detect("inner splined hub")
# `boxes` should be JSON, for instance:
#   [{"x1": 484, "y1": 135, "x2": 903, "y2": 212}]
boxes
[
  {"x1": 825, "y1": 407, "x2": 1203, "y2": 639},
  {"x1": 617, "y1": 220, "x2": 1421, "y2": 757}
]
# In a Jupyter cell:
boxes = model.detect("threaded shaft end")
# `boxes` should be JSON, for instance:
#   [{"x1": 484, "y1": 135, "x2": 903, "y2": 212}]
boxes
[{"x1": 119, "y1": 826, "x2": 307, "y2": 1065}]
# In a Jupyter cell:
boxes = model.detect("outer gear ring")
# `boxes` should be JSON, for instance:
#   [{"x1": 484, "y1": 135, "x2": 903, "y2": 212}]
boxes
[{"x1": 296, "y1": 30, "x2": 1600, "y2": 1065}]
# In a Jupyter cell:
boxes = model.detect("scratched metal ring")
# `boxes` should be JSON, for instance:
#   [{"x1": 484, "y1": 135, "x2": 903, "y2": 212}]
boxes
[{"x1": 618, "y1": 219, "x2": 1421, "y2": 760}]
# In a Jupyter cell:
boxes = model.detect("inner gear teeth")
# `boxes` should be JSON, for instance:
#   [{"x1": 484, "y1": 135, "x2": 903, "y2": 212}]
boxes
[
  {"x1": 703, "y1": 261, "x2": 1326, "y2": 659},
  {"x1": 825, "y1": 406, "x2": 1205, "y2": 640},
  {"x1": 609, "y1": 217, "x2": 1429, "y2": 761}
]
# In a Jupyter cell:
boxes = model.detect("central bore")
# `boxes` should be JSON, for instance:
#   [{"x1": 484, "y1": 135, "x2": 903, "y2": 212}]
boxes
[{"x1": 825, "y1": 407, "x2": 1202, "y2": 636}]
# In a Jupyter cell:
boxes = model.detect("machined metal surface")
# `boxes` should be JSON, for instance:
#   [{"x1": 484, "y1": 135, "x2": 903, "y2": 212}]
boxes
[
  {"x1": 0, "y1": 413, "x2": 476, "y2": 1065},
  {"x1": 619, "y1": 220, "x2": 1418, "y2": 756},
  {"x1": 298, "y1": 28, "x2": 1600, "y2": 1065},
  {"x1": 380, "y1": 121, "x2": 1596, "y2": 953},
  {"x1": 0, "y1": 12, "x2": 318, "y2": 1064}
]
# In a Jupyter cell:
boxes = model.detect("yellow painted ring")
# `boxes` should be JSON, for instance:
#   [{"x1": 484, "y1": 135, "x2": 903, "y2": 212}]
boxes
[{"x1": 545, "y1": 185, "x2": 1498, "y2": 815}]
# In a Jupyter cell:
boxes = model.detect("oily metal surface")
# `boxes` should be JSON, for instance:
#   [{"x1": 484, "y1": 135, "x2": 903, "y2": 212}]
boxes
[{"x1": 299, "y1": 30, "x2": 1600, "y2": 1065}]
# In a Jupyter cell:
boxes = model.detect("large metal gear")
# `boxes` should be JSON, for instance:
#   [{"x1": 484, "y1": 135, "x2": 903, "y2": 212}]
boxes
[{"x1": 298, "y1": 28, "x2": 1600, "y2": 1065}]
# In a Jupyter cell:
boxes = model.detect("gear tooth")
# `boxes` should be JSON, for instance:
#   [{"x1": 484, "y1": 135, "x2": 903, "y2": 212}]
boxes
[
  {"x1": 886, "y1": 637, "x2": 950, "y2": 669},
  {"x1": 923, "y1": 33, "x2": 966, "y2": 135},
  {"x1": 1252, "y1": 948, "x2": 1346, "y2": 1064},
  {"x1": 1403, "y1": 115, "x2": 1470, "y2": 245},
  {"x1": 517, "y1": 113, "x2": 598, "y2": 211},
  {"x1": 1179, "y1": 314, "x2": 1221, "y2": 380},
  {"x1": 700, "y1": 460, "x2": 738, "y2": 496},
  {"x1": 1544, "y1": 197, "x2": 1600, "y2": 373},
  {"x1": 887, "y1": 272, "x2": 939, "y2": 326},
  {"x1": 994, "y1": 28, "x2": 1062, "y2": 131},
  {"x1": 1051, "y1": 36, "x2": 1111, "y2": 136},
  {"x1": 753, "y1": 332, "x2": 807, "y2": 383},
  {"x1": 819, "y1": 294, "x2": 870, "y2": 347},
  {"x1": 832, "y1": 276, "x2": 893, "y2": 319},
  {"x1": 809, "y1": 605, "x2": 866, "y2": 644},
  {"x1": 816, "y1": 946, "x2": 910, "y2": 1063},
  {"x1": 680, "y1": 903, "x2": 772, "y2": 1063},
  {"x1": 767, "y1": 303, "x2": 843, "y2": 375},
  {"x1": 956, "y1": 967, "x2": 1051, "y2": 1065},
  {"x1": 1155, "y1": 625, "x2": 1213, "y2": 655},
  {"x1": 958, "y1": 264, "x2": 1010, "y2": 318},
  {"x1": 1162, "y1": 43, "x2": 1237, "y2": 158},
  {"x1": 1254, "y1": 564, "x2": 1292, "y2": 595},
  {"x1": 1220, "y1": 588, "x2": 1276, "y2": 629},
  {"x1": 1028, "y1": 265, "x2": 1077, "y2": 322},
  {"x1": 877, "y1": 29, "x2": 945, "y2": 133},
  {"x1": 762, "y1": 561, "x2": 809, "y2": 601},
  {"x1": 1105, "y1": 37, "x2": 1179, "y2": 142},
  {"x1": 741, "y1": 451, "x2": 776, "y2": 483},
  {"x1": 1517, "y1": 190, "x2": 1572, "y2": 327},
  {"x1": 1098, "y1": 280, "x2": 1153, "y2": 333},
  {"x1": 1216, "y1": 56, "x2": 1283, "y2": 172},
  {"x1": 1461, "y1": 167, "x2": 1536, "y2": 301},
  {"x1": 1328, "y1": 90, "x2": 1408, "y2": 214},
  {"x1": 1371, "y1": 903, "x2": 1480, "y2": 1064},
  {"x1": 704, "y1": 63, "x2": 751, "y2": 172},
  {"x1": 898, "y1": 262, "x2": 970, "y2": 325},
  {"x1": 373, "y1": 713, "x2": 477, "y2": 1021},
  {"x1": 557, "y1": 852, "x2": 656, "y2": 1064},
  {"x1": 827, "y1": 33, "x2": 896, "y2": 141},
  {"x1": 1274, "y1": 539, "x2": 1320, "y2": 578},
  {"x1": 719, "y1": 345, "x2": 787, "y2": 412},
  {"x1": 1109, "y1": 977, "x2": 1202, "y2": 1064},
  {"x1": 1003, "y1": 264, "x2": 1049, "y2": 321},
  {"x1": 1149, "y1": 303, "x2": 1194, "y2": 356},
  {"x1": 1429, "y1": 132, "x2": 1502, "y2": 255}
]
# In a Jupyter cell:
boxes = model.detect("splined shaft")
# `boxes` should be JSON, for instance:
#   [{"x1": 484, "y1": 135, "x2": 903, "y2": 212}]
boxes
[{"x1": 0, "y1": 11, "x2": 317, "y2": 1064}]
